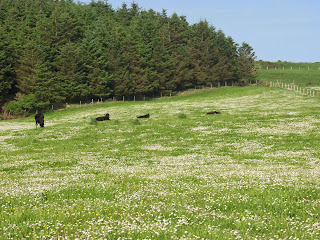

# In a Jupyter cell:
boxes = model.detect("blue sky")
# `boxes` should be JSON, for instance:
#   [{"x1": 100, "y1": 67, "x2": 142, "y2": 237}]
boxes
[{"x1": 80, "y1": 0, "x2": 319, "y2": 62}]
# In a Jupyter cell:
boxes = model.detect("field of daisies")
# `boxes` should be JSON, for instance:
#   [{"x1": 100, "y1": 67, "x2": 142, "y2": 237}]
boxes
[{"x1": 0, "y1": 86, "x2": 319, "y2": 239}]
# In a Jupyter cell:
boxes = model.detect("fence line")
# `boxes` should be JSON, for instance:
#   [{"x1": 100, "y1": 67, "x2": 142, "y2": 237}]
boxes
[
  {"x1": 58, "y1": 81, "x2": 245, "y2": 110},
  {"x1": 257, "y1": 66, "x2": 319, "y2": 70},
  {"x1": 53, "y1": 80, "x2": 307, "y2": 111},
  {"x1": 269, "y1": 80, "x2": 320, "y2": 98}
]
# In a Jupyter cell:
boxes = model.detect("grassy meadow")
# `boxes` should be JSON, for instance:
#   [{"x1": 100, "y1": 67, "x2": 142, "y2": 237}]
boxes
[
  {"x1": 257, "y1": 62, "x2": 320, "y2": 88},
  {"x1": 1, "y1": 85, "x2": 320, "y2": 239}
]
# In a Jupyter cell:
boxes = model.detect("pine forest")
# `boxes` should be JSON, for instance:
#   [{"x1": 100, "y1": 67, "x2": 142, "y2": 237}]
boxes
[{"x1": 0, "y1": 0, "x2": 257, "y2": 116}]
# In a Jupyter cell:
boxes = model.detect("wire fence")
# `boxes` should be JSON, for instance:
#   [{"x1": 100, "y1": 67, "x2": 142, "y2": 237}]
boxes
[
  {"x1": 269, "y1": 81, "x2": 320, "y2": 98},
  {"x1": 61, "y1": 80, "x2": 244, "y2": 110},
  {"x1": 257, "y1": 66, "x2": 320, "y2": 70},
  {"x1": 54, "y1": 79, "x2": 320, "y2": 111}
]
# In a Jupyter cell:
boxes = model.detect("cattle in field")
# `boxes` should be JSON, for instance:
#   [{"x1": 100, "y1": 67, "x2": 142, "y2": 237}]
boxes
[
  {"x1": 96, "y1": 113, "x2": 110, "y2": 121},
  {"x1": 35, "y1": 113, "x2": 44, "y2": 128},
  {"x1": 207, "y1": 111, "x2": 221, "y2": 115},
  {"x1": 137, "y1": 113, "x2": 150, "y2": 118}
]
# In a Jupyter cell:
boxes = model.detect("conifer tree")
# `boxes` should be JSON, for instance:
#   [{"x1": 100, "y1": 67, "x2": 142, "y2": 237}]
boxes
[
  {"x1": 237, "y1": 42, "x2": 257, "y2": 85},
  {"x1": 0, "y1": 27, "x2": 15, "y2": 104},
  {"x1": 78, "y1": 29, "x2": 113, "y2": 99}
]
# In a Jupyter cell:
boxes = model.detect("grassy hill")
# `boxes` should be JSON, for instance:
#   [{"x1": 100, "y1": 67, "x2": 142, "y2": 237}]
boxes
[
  {"x1": 0, "y1": 86, "x2": 320, "y2": 239},
  {"x1": 257, "y1": 61, "x2": 320, "y2": 87}
]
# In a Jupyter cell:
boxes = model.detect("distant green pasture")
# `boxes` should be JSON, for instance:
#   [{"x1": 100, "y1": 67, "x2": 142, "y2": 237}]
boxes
[{"x1": 257, "y1": 62, "x2": 320, "y2": 87}]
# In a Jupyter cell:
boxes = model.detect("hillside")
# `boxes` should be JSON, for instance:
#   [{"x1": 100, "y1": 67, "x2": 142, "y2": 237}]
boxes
[
  {"x1": 257, "y1": 61, "x2": 320, "y2": 87},
  {"x1": 1, "y1": 86, "x2": 320, "y2": 239}
]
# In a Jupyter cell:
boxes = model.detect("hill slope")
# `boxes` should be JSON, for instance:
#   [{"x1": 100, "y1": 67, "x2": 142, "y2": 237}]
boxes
[
  {"x1": 257, "y1": 62, "x2": 320, "y2": 86},
  {"x1": 0, "y1": 86, "x2": 320, "y2": 239}
]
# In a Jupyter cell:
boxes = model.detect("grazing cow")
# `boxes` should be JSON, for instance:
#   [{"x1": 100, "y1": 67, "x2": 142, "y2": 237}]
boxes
[
  {"x1": 137, "y1": 113, "x2": 150, "y2": 118},
  {"x1": 35, "y1": 113, "x2": 44, "y2": 128},
  {"x1": 207, "y1": 111, "x2": 221, "y2": 115},
  {"x1": 96, "y1": 113, "x2": 110, "y2": 121}
]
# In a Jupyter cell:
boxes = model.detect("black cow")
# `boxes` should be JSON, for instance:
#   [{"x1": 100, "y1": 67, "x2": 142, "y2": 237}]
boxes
[
  {"x1": 137, "y1": 113, "x2": 150, "y2": 118},
  {"x1": 207, "y1": 111, "x2": 221, "y2": 115},
  {"x1": 96, "y1": 113, "x2": 110, "y2": 121},
  {"x1": 35, "y1": 113, "x2": 44, "y2": 128}
]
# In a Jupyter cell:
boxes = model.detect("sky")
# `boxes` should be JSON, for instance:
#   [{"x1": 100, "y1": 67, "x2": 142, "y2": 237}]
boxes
[{"x1": 80, "y1": 0, "x2": 320, "y2": 62}]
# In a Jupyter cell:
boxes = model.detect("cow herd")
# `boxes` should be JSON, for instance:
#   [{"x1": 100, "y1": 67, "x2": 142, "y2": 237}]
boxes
[{"x1": 35, "y1": 111, "x2": 220, "y2": 128}]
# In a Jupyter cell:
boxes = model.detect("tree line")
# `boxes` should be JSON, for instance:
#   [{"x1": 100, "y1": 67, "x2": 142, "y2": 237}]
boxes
[{"x1": 0, "y1": 0, "x2": 257, "y2": 117}]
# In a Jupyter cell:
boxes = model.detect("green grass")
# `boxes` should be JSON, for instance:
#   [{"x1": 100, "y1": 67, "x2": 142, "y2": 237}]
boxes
[
  {"x1": 257, "y1": 62, "x2": 320, "y2": 87},
  {"x1": 0, "y1": 86, "x2": 320, "y2": 239}
]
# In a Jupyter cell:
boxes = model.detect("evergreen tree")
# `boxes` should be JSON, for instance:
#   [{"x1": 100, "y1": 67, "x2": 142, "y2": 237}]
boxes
[
  {"x1": 34, "y1": 59, "x2": 62, "y2": 106},
  {"x1": 237, "y1": 42, "x2": 257, "y2": 85},
  {"x1": 78, "y1": 29, "x2": 113, "y2": 99},
  {"x1": 0, "y1": 27, "x2": 15, "y2": 104},
  {"x1": 54, "y1": 42, "x2": 88, "y2": 101},
  {"x1": 15, "y1": 41, "x2": 39, "y2": 95}
]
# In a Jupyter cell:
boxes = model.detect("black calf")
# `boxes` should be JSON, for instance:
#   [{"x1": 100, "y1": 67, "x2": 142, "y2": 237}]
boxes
[
  {"x1": 137, "y1": 113, "x2": 150, "y2": 118},
  {"x1": 96, "y1": 113, "x2": 110, "y2": 121},
  {"x1": 207, "y1": 111, "x2": 221, "y2": 115},
  {"x1": 35, "y1": 113, "x2": 44, "y2": 128}
]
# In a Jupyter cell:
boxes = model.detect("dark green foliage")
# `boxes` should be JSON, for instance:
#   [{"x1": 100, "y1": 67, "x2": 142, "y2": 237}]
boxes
[
  {"x1": 237, "y1": 42, "x2": 257, "y2": 85},
  {"x1": 0, "y1": 26, "x2": 16, "y2": 105},
  {"x1": 0, "y1": 0, "x2": 256, "y2": 117},
  {"x1": 4, "y1": 93, "x2": 48, "y2": 116}
]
